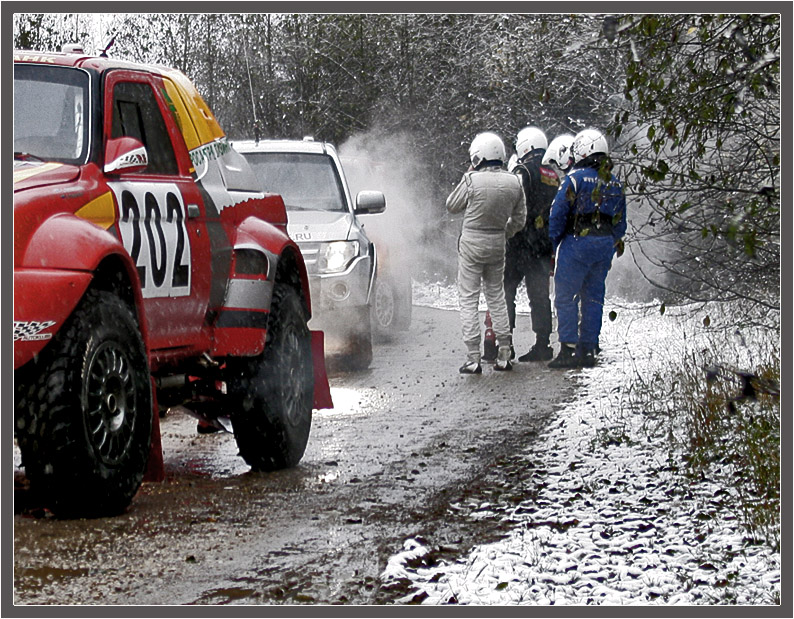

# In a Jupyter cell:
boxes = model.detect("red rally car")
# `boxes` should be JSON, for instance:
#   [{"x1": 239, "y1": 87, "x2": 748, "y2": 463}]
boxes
[{"x1": 13, "y1": 48, "x2": 333, "y2": 517}]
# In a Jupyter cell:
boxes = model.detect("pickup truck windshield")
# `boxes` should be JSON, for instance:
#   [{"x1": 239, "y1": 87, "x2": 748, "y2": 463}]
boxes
[
  {"x1": 245, "y1": 152, "x2": 347, "y2": 212},
  {"x1": 14, "y1": 64, "x2": 90, "y2": 164}
]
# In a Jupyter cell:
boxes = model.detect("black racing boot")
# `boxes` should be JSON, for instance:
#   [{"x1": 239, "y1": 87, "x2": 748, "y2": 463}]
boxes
[
  {"x1": 482, "y1": 344, "x2": 497, "y2": 363},
  {"x1": 580, "y1": 348, "x2": 597, "y2": 368},
  {"x1": 459, "y1": 359, "x2": 483, "y2": 374},
  {"x1": 548, "y1": 344, "x2": 579, "y2": 369},
  {"x1": 518, "y1": 342, "x2": 554, "y2": 362}
]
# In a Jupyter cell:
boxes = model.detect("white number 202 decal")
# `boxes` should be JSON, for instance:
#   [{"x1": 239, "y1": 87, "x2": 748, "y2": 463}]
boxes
[{"x1": 110, "y1": 182, "x2": 192, "y2": 298}]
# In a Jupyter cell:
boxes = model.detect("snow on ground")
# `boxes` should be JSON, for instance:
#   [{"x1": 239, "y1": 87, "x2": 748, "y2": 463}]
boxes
[{"x1": 386, "y1": 282, "x2": 781, "y2": 606}]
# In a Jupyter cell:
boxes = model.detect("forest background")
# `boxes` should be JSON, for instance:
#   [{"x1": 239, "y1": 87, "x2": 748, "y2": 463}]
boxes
[{"x1": 13, "y1": 11, "x2": 782, "y2": 311}]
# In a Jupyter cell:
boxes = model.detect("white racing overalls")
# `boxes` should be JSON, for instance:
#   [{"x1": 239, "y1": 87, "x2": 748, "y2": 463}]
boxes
[{"x1": 446, "y1": 165, "x2": 527, "y2": 363}]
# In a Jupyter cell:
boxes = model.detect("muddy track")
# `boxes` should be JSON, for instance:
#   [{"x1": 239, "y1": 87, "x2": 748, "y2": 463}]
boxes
[{"x1": 14, "y1": 306, "x2": 579, "y2": 606}]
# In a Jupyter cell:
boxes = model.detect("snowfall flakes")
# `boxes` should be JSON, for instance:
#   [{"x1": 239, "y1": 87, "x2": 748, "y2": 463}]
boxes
[{"x1": 383, "y1": 298, "x2": 780, "y2": 606}]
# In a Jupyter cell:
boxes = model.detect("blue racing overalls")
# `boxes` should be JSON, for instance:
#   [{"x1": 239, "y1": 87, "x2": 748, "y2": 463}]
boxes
[{"x1": 548, "y1": 158, "x2": 627, "y2": 353}]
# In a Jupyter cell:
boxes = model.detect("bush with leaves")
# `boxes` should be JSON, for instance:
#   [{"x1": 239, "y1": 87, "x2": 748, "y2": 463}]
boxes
[{"x1": 608, "y1": 14, "x2": 780, "y2": 315}]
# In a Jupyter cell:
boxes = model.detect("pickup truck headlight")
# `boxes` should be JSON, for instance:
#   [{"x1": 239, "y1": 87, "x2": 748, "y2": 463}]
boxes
[{"x1": 318, "y1": 241, "x2": 360, "y2": 274}]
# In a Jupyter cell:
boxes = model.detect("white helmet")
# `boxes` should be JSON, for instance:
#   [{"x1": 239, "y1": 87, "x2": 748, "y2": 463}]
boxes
[
  {"x1": 515, "y1": 126, "x2": 547, "y2": 160},
  {"x1": 469, "y1": 132, "x2": 506, "y2": 168},
  {"x1": 542, "y1": 134, "x2": 576, "y2": 171},
  {"x1": 572, "y1": 128, "x2": 609, "y2": 163}
]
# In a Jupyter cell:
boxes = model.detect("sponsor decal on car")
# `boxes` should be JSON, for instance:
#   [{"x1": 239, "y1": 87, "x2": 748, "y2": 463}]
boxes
[
  {"x1": 14, "y1": 320, "x2": 56, "y2": 342},
  {"x1": 13, "y1": 53, "x2": 56, "y2": 63},
  {"x1": 190, "y1": 138, "x2": 232, "y2": 168}
]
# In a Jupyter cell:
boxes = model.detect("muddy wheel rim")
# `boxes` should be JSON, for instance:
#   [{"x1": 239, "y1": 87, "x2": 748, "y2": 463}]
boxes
[
  {"x1": 282, "y1": 325, "x2": 307, "y2": 427},
  {"x1": 374, "y1": 281, "x2": 395, "y2": 328},
  {"x1": 83, "y1": 340, "x2": 137, "y2": 465}
]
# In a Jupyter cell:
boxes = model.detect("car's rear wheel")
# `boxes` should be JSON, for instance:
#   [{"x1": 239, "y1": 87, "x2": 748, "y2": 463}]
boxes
[
  {"x1": 228, "y1": 286, "x2": 314, "y2": 470},
  {"x1": 14, "y1": 289, "x2": 152, "y2": 518},
  {"x1": 373, "y1": 276, "x2": 397, "y2": 337}
]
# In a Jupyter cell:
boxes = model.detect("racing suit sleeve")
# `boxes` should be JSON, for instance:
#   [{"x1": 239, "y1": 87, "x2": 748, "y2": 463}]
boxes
[
  {"x1": 548, "y1": 175, "x2": 576, "y2": 249},
  {"x1": 445, "y1": 174, "x2": 470, "y2": 214},
  {"x1": 505, "y1": 179, "x2": 527, "y2": 240}
]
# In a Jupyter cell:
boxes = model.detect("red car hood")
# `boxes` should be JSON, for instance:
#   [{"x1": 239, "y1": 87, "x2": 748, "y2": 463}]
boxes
[{"x1": 13, "y1": 160, "x2": 81, "y2": 192}]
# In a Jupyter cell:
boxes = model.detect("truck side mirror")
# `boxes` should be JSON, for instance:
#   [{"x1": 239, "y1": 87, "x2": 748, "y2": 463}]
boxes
[
  {"x1": 104, "y1": 136, "x2": 149, "y2": 174},
  {"x1": 354, "y1": 190, "x2": 386, "y2": 215}
]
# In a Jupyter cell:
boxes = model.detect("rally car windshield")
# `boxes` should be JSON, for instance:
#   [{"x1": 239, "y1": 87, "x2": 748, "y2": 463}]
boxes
[
  {"x1": 14, "y1": 64, "x2": 90, "y2": 164},
  {"x1": 244, "y1": 152, "x2": 348, "y2": 212}
]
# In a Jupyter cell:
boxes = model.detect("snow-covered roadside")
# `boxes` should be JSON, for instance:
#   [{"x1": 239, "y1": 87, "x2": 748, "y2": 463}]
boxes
[{"x1": 385, "y1": 283, "x2": 781, "y2": 605}]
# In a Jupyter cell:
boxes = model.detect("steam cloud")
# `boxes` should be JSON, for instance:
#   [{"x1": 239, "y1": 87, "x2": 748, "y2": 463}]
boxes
[{"x1": 338, "y1": 130, "x2": 459, "y2": 283}]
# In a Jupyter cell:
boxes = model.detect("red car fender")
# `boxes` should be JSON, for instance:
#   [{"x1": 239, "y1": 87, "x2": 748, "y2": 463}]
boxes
[
  {"x1": 17, "y1": 213, "x2": 150, "y2": 356},
  {"x1": 231, "y1": 216, "x2": 332, "y2": 410},
  {"x1": 234, "y1": 215, "x2": 312, "y2": 310},
  {"x1": 14, "y1": 269, "x2": 93, "y2": 369}
]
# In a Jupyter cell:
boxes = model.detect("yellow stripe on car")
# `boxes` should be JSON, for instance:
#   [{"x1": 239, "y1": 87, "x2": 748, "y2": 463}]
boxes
[
  {"x1": 13, "y1": 162, "x2": 63, "y2": 184},
  {"x1": 75, "y1": 191, "x2": 116, "y2": 230}
]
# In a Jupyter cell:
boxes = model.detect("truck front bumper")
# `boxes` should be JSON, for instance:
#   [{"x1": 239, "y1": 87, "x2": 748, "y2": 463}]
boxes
[{"x1": 309, "y1": 254, "x2": 373, "y2": 316}]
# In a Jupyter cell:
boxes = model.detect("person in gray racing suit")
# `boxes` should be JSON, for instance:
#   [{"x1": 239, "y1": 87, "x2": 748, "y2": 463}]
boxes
[{"x1": 446, "y1": 132, "x2": 527, "y2": 374}]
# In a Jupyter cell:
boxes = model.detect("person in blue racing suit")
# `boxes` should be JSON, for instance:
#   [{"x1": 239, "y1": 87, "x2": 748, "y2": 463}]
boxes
[{"x1": 547, "y1": 128, "x2": 627, "y2": 368}]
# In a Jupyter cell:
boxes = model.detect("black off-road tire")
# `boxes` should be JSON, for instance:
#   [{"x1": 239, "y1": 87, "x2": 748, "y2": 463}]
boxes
[
  {"x1": 14, "y1": 289, "x2": 152, "y2": 518},
  {"x1": 228, "y1": 286, "x2": 314, "y2": 471}
]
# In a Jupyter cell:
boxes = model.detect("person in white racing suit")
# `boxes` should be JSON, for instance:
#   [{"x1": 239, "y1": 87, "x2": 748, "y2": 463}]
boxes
[{"x1": 446, "y1": 132, "x2": 527, "y2": 374}]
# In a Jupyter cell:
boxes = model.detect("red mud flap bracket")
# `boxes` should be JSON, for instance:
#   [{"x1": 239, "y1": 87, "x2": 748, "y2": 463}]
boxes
[
  {"x1": 144, "y1": 332, "x2": 332, "y2": 484},
  {"x1": 311, "y1": 330, "x2": 333, "y2": 410}
]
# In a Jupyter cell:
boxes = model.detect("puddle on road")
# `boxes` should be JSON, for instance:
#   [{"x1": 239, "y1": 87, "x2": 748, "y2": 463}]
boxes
[
  {"x1": 14, "y1": 566, "x2": 90, "y2": 592},
  {"x1": 314, "y1": 387, "x2": 369, "y2": 419},
  {"x1": 315, "y1": 385, "x2": 402, "y2": 419}
]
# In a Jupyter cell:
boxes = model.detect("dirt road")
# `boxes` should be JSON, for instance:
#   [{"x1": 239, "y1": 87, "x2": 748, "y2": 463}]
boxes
[{"x1": 13, "y1": 305, "x2": 579, "y2": 605}]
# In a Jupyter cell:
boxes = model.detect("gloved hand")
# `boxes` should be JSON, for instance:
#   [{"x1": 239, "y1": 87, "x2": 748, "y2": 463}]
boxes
[{"x1": 615, "y1": 238, "x2": 625, "y2": 258}]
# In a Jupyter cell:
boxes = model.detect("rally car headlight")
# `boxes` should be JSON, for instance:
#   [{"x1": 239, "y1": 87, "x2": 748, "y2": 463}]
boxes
[{"x1": 318, "y1": 241, "x2": 360, "y2": 274}]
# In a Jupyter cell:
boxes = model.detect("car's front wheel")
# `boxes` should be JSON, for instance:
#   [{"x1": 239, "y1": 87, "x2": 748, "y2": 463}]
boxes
[{"x1": 14, "y1": 289, "x2": 153, "y2": 518}]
